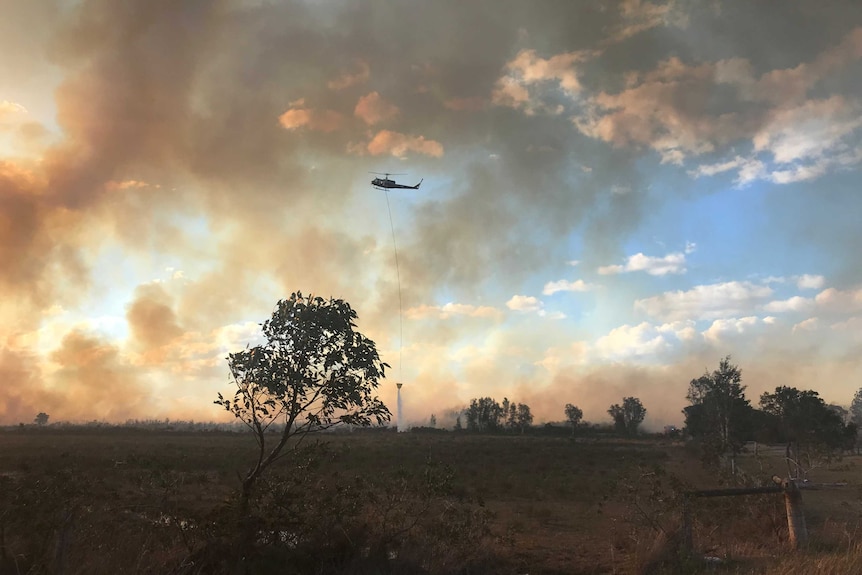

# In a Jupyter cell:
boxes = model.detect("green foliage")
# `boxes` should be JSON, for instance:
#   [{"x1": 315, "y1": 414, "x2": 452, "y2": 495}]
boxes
[
  {"x1": 565, "y1": 403, "x2": 583, "y2": 436},
  {"x1": 215, "y1": 292, "x2": 391, "y2": 517},
  {"x1": 851, "y1": 388, "x2": 862, "y2": 427},
  {"x1": 608, "y1": 396, "x2": 646, "y2": 435},
  {"x1": 466, "y1": 397, "x2": 503, "y2": 432},
  {"x1": 465, "y1": 397, "x2": 534, "y2": 433},
  {"x1": 682, "y1": 356, "x2": 752, "y2": 469},
  {"x1": 759, "y1": 385, "x2": 850, "y2": 478}
]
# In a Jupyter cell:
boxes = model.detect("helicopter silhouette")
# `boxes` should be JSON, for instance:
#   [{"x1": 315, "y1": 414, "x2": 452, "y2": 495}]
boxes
[{"x1": 370, "y1": 172, "x2": 423, "y2": 191}]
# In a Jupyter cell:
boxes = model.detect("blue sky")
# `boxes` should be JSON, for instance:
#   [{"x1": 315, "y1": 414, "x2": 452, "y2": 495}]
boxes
[{"x1": 2, "y1": 0, "x2": 861, "y2": 428}]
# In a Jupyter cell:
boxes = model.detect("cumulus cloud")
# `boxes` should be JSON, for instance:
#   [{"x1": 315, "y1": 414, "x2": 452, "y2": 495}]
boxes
[
  {"x1": 405, "y1": 302, "x2": 502, "y2": 320},
  {"x1": 762, "y1": 296, "x2": 815, "y2": 313},
  {"x1": 603, "y1": 0, "x2": 689, "y2": 45},
  {"x1": 278, "y1": 104, "x2": 343, "y2": 132},
  {"x1": 492, "y1": 49, "x2": 593, "y2": 113},
  {"x1": 327, "y1": 59, "x2": 370, "y2": 90},
  {"x1": 796, "y1": 274, "x2": 825, "y2": 290},
  {"x1": 593, "y1": 320, "x2": 695, "y2": 361},
  {"x1": 577, "y1": 25, "x2": 862, "y2": 175},
  {"x1": 814, "y1": 287, "x2": 862, "y2": 312},
  {"x1": 542, "y1": 279, "x2": 594, "y2": 295},
  {"x1": 702, "y1": 316, "x2": 760, "y2": 343},
  {"x1": 354, "y1": 92, "x2": 400, "y2": 125},
  {"x1": 506, "y1": 295, "x2": 543, "y2": 313},
  {"x1": 0, "y1": 100, "x2": 28, "y2": 121},
  {"x1": 792, "y1": 317, "x2": 819, "y2": 333},
  {"x1": 598, "y1": 251, "x2": 686, "y2": 276},
  {"x1": 635, "y1": 281, "x2": 773, "y2": 322},
  {"x1": 359, "y1": 130, "x2": 444, "y2": 158}
]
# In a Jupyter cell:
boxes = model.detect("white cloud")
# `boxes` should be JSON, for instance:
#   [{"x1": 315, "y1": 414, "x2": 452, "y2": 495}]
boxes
[
  {"x1": 598, "y1": 251, "x2": 686, "y2": 276},
  {"x1": 598, "y1": 264, "x2": 625, "y2": 275},
  {"x1": 762, "y1": 296, "x2": 814, "y2": 313},
  {"x1": 582, "y1": 27, "x2": 862, "y2": 179},
  {"x1": 702, "y1": 316, "x2": 759, "y2": 343},
  {"x1": 792, "y1": 317, "x2": 819, "y2": 333},
  {"x1": 635, "y1": 281, "x2": 774, "y2": 322},
  {"x1": 831, "y1": 316, "x2": 862, "y2": 332},
  {"x1": 0, "y1": 100, "x2": 28, "y2": 121},
  {"x1": 537, "y1": 310, "x2": 567, "y2": 320},
  {"x1": 753, "y1": 96, "x2": 862, "y2": 165},
  {"x1": 814, "y1": 287, "x2": 862, "y2": 312},
  {"x1": 491, "y1": 49, "x2": 593, "y2": 113},
  {"x1": 796, "y1": 274, "x2": 825, "y2": 290},
  {"x1": 406, "y1": 303, "x2": 501, "y2": 320},
  {"x1": 506, "y1": 295, "x2": 543, "y2": 312},
  {"x1": 592, "y1": 319, "x2": 695, "y2": 361},
  {"x1": 567, "y1": 260, "x2": 581, "y2": 266},
  {"x1": 684, "y1": 241, "x2": 697, "y2": 254},
  {"x1": 542, "y1": 279, "x2": 594, "y2": 295}
]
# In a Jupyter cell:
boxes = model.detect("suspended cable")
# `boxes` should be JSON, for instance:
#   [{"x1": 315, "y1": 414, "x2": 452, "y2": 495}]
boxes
[{"x1": 384, "y1": 188, "x2": 403, "y2": 381}]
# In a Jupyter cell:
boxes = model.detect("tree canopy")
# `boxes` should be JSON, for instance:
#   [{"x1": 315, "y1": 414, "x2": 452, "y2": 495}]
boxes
[
  {"x1": 608, "y1": 397, "x2": 646, "y2": 435},
  {"x1": 216, "y1": 292, "x2": 391, "y2": 510},
  {"x1": 682, "y1": 356, "x2": 753, "y2": 471}
]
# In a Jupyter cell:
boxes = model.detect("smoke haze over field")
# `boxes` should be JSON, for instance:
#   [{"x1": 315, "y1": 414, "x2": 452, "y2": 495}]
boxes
[{"x1": 2, "y1": 0, "x2": 862, "y2": 428}]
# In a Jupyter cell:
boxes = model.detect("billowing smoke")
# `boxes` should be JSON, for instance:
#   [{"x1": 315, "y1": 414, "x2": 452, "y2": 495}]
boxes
[{"x1": 1, "y1": 0, "x2": 860, "y2": 424}]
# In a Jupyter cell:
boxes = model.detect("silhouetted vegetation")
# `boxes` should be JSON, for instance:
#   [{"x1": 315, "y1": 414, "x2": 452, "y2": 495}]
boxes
[{"x1": 608, "y1": 396, "x2": 647, "y2": 435}]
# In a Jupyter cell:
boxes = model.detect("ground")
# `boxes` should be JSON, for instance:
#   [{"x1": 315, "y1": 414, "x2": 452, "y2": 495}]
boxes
[{"x1": 1, "y1": 428, "x2": 861, "y2": 574}]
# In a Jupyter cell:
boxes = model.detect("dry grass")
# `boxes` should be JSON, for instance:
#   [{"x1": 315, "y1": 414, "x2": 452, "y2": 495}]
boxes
[{"x1": 1, "y1": 429, "x2": 862, "y2": 574}]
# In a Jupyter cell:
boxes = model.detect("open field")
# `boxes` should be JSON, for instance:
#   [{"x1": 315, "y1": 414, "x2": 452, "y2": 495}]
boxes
[{"x1": 2, "y1": 429, "x2": 862, "y2": 574}]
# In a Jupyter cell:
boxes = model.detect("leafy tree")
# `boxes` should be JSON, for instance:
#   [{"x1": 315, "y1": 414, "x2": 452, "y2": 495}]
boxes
[
  {"x1": 608, "y1": 397, "x2": 646, "y2": 435},
  {"x1": 515, "y1": 403, "x2": 533, "y2": 434},
  {"x1": 506, "y1": 402, "x2": 517, "y2": 429},
  {"x1": 34, "y1": 412, "x2": 49, "y2": 426},
  {"x1": 683, "y1": 356, "x2": 752, "y2": 473},
  {"x1": 760, "y1": 386, "x2": 848, "y2": 479},
  {"x1": 851, "y1": 388, "x2": 862, "y2": 427},
  {"x1": 465, "y1": 397, "x2": 503, "y2": 433},
  {"x1": 216, "y1": 292, "x2": 391, "y2": 516},
  {"x1": 564, "y1": 403, "x2": 583, "y2": 436}
]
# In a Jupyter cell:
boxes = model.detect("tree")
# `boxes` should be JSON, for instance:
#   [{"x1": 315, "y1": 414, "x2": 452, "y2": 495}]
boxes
[
  {"x1": 608, "y1": 397, "x2": 646, "y2": 435},
  {"x1": 506, "y1": 402, "x2": 517, "y2": 429},
  {"x1": 429, "y1": 414, "x2": 437, "y2": 428},
  {"x1": 851, "y1": 388, "x2": 862, "y2": 427},
  {"x1": 515, "y1": 403, "x2": 533, "y2": 434},
  {"x1": 34, "y1": 412, "x2": 49, "y2": 426},
  {"x1": 465, "y1": 397, "x2": 503, "y2": 432},
  {"x1": 216, "y1": 292, "x2": 391, "y2": 517},
  {"x1": 564, "y1": 404, "x2": 583, "y2": 437},
  {"x1": 760, "y1": 386, "x2": 848, "y2": 479},
  {"x1": 683, "y1": 356, "x2": 752, "y2": 473}
]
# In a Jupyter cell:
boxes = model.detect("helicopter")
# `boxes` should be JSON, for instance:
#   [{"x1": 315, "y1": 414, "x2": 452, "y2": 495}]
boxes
[{"x1": 370, "y1": 172, "x2": 423, "y2": 190}]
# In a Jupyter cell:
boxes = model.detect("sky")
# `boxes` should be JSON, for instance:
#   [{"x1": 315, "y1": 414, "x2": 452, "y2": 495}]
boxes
[{"x1": 2, "y1": 0, "x2": 862, "y2": 429}]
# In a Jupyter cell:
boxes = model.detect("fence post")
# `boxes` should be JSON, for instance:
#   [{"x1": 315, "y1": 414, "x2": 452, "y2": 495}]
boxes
[
  {"x1": 681, "y1": 496, "x2": 693, "y2": 552},
  {"x1": 782, "y1": 479, "x2": 808, "y2": 549}
]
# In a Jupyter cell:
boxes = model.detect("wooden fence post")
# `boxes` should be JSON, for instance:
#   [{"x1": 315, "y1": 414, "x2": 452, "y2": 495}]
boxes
[
  {"x1": 782, "y1": 479, "x2": 808, "y2": 549},
  {"x1": 681, "y1": 496, "x2": 693, "y2": 552}
]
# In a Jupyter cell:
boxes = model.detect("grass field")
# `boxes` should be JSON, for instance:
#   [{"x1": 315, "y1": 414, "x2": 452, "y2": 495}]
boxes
[{"x1": 2, "y1": 428, "x2": 862, "y2": 574}]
